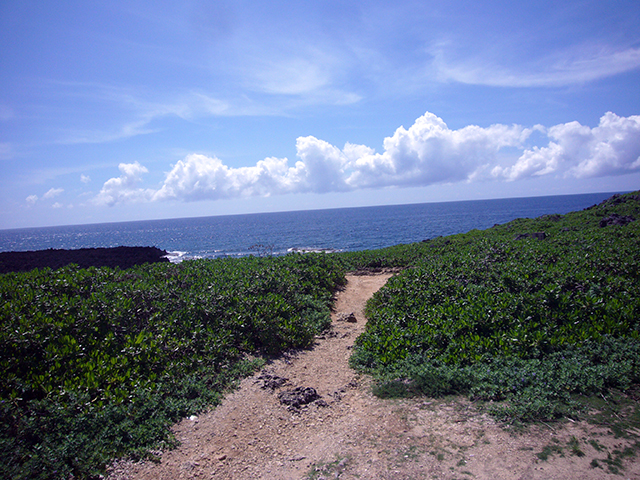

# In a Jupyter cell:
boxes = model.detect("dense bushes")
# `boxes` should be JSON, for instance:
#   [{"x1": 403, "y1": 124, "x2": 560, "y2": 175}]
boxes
[
  {"x1": 350, "y1": 192, "x2": 640, "y2": 421},
  {"x1": 0, "y1": 253, "x2": 345, "y2": 479}
]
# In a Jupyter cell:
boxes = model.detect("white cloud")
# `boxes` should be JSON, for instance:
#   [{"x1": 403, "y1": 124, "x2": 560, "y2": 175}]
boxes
[
  {"x1": 52, "y1": 202, "x2": 63, "y2": 209},
  {"x1": 149, "y1": 112, "x2": 530, "y2": 202},
  {"x1": 26, "y1": 195, "x2": 38, "y2": 206},
  {"x1": 493, "y1": 143, "x2": 564, "y2": 181},
  {"x1": 93, "y1": 162, "x2": 154, "y2": 206},
  {"x1": 153, "y1": 153, "x2": 306, "y2": 201},
  {"x1": 93, "y1": 111, "x2": 640, "y2": 207},
  {"x1": 81, "y1": 174, "x2": 91, "y2": 184},
  {"x1": 498, "y1": 112, "x2": 640, "y2": 180},
  {"x1": 345, "y1": 112, "x2": 530, "y2": 188},
  {"x1": 294, "y1": 137, "x2": 351, "y2": 193},
  {"x1": 43, "y1": 187, "x2": 64, "y2": 199}
]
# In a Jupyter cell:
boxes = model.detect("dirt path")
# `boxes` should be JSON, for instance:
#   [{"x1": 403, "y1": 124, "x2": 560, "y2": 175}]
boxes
[{"x1": 108, "y1": 273, "x2": 640, "y2": 480}]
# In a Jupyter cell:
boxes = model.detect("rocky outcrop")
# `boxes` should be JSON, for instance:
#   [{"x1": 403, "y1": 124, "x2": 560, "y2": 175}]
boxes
[
  {"x1": 0, "y1": 246, "x2": 169, "y2": 274},
  {"x1": 513, "y1": 232, "x2": 547, "y2": 241},
  {"x1": 599, "y1": 214, "x2": 635, "y2": 227}
]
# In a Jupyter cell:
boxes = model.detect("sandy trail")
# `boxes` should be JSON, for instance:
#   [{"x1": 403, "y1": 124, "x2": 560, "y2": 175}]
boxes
[{"x1": 108, "y1": 273, "x2": 640, "y2": 480}]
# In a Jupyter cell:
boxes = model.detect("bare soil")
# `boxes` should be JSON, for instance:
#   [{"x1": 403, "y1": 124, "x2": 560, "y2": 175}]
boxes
[{"x1": 107, "y1": 273, "x2": 640, "y2": 479}]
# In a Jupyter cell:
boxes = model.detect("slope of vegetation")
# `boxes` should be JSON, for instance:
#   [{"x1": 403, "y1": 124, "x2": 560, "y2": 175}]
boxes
[
  {"x1": 0, "y1": 254, "x2": 344, "y2": 479},
  {"x1": 350, "y1": 192, "x2": 640, "y2": 422},
  {"x1": 1, "y1": 191, "x2": 639, "y2": 479}
]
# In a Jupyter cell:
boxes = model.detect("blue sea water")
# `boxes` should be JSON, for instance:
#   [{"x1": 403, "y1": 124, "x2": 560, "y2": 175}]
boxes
[{"x1": 0, "y1": 192, "x2": 619, "y2": 261}]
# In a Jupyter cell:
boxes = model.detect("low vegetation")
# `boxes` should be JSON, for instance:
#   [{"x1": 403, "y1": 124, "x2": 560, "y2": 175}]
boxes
[
  {"x1": 0, "y1": 254, "x2": 344, "y2": 479},
  {"x1": 1, "y1": 191, "x2": 638, "y2": 479},
  {"x1": 350, "y1": 192, "x2": 640, "y2": 424}
]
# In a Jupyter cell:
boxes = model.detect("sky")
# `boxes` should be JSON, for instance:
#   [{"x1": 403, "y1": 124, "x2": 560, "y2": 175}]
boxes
[{"x1": 1, "y1": 0, "x2": 640, "y2": 229}]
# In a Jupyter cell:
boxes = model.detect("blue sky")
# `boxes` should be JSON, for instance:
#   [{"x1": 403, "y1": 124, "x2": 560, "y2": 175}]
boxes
[{"x1": 1, "y1": 0, "x2": 639, "y2": 229}]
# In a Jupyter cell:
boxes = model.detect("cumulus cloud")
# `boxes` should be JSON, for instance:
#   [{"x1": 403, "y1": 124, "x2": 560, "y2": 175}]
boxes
[
  {"x1": 93, "y1": 111, "x2": 640, "y2": 207},
  {"x1": 149, "y1": 113, "x2": 531, "y2": 204},
  {"x1": 93, "y1": 162, "x2": 154, "y2": 206},
  {"x1": 81, "y1": 174, "x2": 91, "y2": 184},
  {"x1": 344, "y1": 113, "x2": 530, "y2": 188},
  {"x1": 496, "y1": 112, "x2": 640, "y2": 180},
  {"x1": 152, "y1": 153, "x2": 307, "y2": 201},
  {"x1": 26, "y1": 188, "x2": 64, "y2": 206}
]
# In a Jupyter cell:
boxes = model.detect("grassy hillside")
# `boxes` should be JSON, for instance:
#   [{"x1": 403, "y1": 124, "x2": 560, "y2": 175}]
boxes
[
  {"x1": 1, "y1": 191, "x2": 638, "y2": 479},
  {"x1": 349, "y1": 191, "x2": 640, "y2": 422}
]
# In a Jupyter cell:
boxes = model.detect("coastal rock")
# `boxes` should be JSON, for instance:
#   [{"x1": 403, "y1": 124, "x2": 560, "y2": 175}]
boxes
[
  {"x1": 0, "y1": 246, "x2": 169, "y2": 274},
  {"x1": 602, "y1": 193, "x2": 640, "y2": 206},
  {"x1": 588, "y1": 193, "x2": 640, "y2": 210},
  {"x1": 513, "y1": 232, "x2": 546, "y2": 241},
  {"x1": 599, "y1": 214, "x2": 635, "y2": 227}
]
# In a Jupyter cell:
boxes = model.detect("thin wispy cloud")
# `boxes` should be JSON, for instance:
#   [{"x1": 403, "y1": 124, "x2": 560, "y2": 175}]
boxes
[
  {"x1": 57, "y1": 121, "x2": 159, "y2": 145},
  {"x1": 34, "y1": 10, "x2": 638, "y2": 148},
  {"x1": 43, "y1": 188, "x2": 64, "y2": 199},
  {"x1": 51, "y1": 83, "x2": 333, "y2": 147},
  {"x1": 432, "y1": 45, "x2": 640, "y2": 87}
]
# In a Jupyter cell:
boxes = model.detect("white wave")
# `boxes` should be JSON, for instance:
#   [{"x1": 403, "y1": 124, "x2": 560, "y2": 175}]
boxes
[
  {"x1": 287, "y1": 247, "x2": 340, "y2": 254},
  {"x1": 164, "y1": 250, "x2": 188, "y2": 263}
]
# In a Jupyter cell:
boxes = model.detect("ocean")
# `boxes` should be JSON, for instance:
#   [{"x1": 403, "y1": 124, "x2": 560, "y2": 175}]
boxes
[{"x1": 0, "y1": 192, "x2": 618, "y2": 262}]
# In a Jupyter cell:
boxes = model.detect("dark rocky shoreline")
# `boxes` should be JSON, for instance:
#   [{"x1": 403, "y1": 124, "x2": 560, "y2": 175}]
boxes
[{"x1": 0, "y1": 246, "x2": 169, "y2": 274}]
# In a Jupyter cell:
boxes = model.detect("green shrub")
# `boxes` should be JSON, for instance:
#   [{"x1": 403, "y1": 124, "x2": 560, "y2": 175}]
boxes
[
  {"x1": 0, "y1": 253, "x2": 345, "y2": 479},
  {"x1": 351, "y1": 191, "x2": 640, "y2": 422}
]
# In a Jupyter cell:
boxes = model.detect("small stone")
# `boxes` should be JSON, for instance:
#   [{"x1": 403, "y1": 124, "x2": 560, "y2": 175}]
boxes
[
  {"x1": 257, "y1": 374, "x2": 289, "y2": 391},
  {"x1": 337, "y1": 312, "x2": 357, "y2": 323},
  {"x1": 278, "y1": 387, "x2": 321, "y2": 408},
  {"x1": 218, "y1": 454, "x2": 227, "y2": 461}
]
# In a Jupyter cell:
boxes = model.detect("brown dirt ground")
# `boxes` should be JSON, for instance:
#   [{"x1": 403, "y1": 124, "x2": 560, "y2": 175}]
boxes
[{"x1": 107, "y1": 273, "x2": 640, "y2": 480}]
